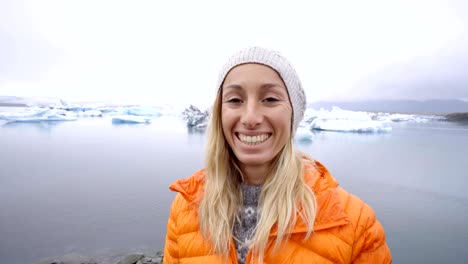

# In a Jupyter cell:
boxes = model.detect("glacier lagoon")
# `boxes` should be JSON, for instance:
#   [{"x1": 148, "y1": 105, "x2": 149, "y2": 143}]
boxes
[{"x1": 0, "y1": 106, "x2": 467, "y2": 264}]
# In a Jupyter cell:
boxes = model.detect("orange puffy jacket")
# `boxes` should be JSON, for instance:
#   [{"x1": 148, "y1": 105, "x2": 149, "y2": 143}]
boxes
[{"x1": 163, "y1": 160, "x2": 392, "y2": 263}]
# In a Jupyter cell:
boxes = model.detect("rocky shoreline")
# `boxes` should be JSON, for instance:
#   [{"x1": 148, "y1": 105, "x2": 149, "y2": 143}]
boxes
[
  {"x1": 34, "y1": 251, "x2": 163, "y2": 264},
  {"x1": 444, "y1": 112, "x2": 468, "y2": 123}
]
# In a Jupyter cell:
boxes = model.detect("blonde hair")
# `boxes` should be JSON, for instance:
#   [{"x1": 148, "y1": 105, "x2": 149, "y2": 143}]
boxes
[{"x1": 199, "y1": 90, "x2": 317, "y2": 263}]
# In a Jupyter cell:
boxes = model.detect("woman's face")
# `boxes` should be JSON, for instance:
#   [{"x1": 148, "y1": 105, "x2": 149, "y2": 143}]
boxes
[{"x1": 221, "y1": 63, "x2": 292, "y2": 169}]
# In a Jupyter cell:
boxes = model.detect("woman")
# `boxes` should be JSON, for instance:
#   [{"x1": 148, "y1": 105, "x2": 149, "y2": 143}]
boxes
[{"x1": 163, "y1": 47, "x2": 392, "y2": 263}]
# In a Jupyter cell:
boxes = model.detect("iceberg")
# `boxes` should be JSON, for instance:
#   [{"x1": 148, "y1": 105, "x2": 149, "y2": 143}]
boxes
[
  {"x1": 310, "y1": 118, "x2": 392, "y2": 133},
  {"x1": 2, "y1": 97, "x2": 194, "y2": 123},
  {"x1": 303, "y1": 107, "x2": 392, "y2": 133},
  {"x1": 118, "y1": 106, "x2": 162, "y2": 117},
  {"x1": 63, "y1": 106, "x2": 97, "y2": 112},
  {"x1": 182, "y1": 105, "x2": 209, "y2": 127},
  {"x1": 0, "y1": 108, "x2": 77, "y2": 123},
  {"x1": 0, "y1": 107, "x2": 49, "y2": 120},
  {"x1": 76, "y1": 110, "x2": 103, "y2": 117},
  {"x1": 294, "y1": 127, "x2": 314, "y2": 143},
  {"x1": 375, "y1": 113, "x2": 432, "y2": 123},
  {"x1": 304, "y1": 107, "x2": 374, "y2": 123},
  {"x1": 94, "y1": 107, "x2": 117, "y2": 114},
  {"x1": 59, "y1": 102, "x2": 113, "y2": 115},
  {"x1": 111, "y1": 115, "x2": 151, "y2": 124}
]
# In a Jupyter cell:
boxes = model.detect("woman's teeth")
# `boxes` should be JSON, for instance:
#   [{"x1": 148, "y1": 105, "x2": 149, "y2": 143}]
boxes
[{"x1": 238, "y1": 134, "x2": 270, "y2": 145}]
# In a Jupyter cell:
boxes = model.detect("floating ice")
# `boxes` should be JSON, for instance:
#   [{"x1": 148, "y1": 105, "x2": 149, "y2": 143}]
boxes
[
  {"x1": 294, "y1": 127, "x2": 314, "y2": 143},
  {"x1": 1, "y1": 102, "x2": 170, "y2": 124},
  {"x1": 0, "y1": 107, "x2": 77, "y2": 122},
  {"x1": 304, "y1": 107, "x2": 374, "y2": 122},
  {"x1": 94, "y1": 107, "x2": 117, "y2": 114},
  {"x1": 118, "y1": 106, "x2": 162, "y2": 117},
  {"x1": 375, "y1": 113, "x2": 432, "y2": 123},
  {"x1": 0, "y1": 107, "x2": 48, "y2": 120},
  {"x1": 310, "y1": 119, "x2": 392, "y2": 133},
  {"x1": 63, "y1": 106, "x2": 97, "y2": 112},
  {"x1": 7, "y1": 115, "x2": 77, "y2": 122},
  {"x1": 303, "y1": 107, "x2": 392, "y2": 133},
  {"x1": 111, "y1": 115, "x2": 151, "y2": 124},
  {"x1": 76, "y1": 110, "x2": 103, "y2": 117},
  {"x1": 182, "y1": 105, "x2": 209, "y2": 127}
]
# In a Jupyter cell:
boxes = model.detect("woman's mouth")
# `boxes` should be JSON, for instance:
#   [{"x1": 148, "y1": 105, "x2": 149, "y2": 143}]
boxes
[{"x1": 236, "y1": 133, "x2": 271, "y2": 145}]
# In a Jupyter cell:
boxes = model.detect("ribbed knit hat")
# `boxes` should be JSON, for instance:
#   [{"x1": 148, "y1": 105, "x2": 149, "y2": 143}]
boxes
[{"x1": 216, "y1": 46, "x2": 306, "y2": 135}]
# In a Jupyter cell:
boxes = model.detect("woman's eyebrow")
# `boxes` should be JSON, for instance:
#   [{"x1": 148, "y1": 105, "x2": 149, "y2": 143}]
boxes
[
  {"x1": 223, "y1": 84, "x2": 242, "y2": 90},
  {"x1": 260, "y1": 82, "x2": 285, "y2": 90},
  {"x1": 224, "y1": 83, "x2": 285, "y2": 90}
]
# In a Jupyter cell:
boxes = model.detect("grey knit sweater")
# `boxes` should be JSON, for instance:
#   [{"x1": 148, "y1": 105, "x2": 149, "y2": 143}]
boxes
[{"x1": 233, "y1": 184, "x2": 262, "y2": 264}]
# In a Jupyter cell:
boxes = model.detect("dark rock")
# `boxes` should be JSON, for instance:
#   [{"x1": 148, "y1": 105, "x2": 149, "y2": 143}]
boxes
[
  {"x1": 444, "y1": 112, "x2": 468, "y2": 123},
  {"x1": 35, "y1": 250, "x2": 165, "y2": 264},
  {"x1": 116, "y1": 254, "x2": 144, "y2": 264},
  {"x1": 34, "y1": 260, "x2": 64, "y2": 264},
  {"x1": 34, "y1": 252, "x2": 97, "y2": 264}
]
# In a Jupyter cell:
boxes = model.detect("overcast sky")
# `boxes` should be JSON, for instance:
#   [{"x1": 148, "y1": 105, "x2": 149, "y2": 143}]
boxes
[{"x1": 0, "y1": 0, "x2": 467, "y2": 108}]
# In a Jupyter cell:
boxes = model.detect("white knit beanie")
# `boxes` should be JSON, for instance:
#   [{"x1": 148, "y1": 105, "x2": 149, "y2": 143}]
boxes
[{"x1": 216, "y1": 46, "x2": 306, "y2": 135}]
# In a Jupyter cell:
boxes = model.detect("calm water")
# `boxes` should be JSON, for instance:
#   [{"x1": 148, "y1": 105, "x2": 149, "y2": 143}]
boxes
[{"x1": 0, "y1": 114, "x2": 467, "y2": 263}]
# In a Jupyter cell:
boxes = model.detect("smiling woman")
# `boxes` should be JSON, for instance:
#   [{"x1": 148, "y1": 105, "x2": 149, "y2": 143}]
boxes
[
  {"x1": 221, "y1": 64, "x2": 293, "y2": 184},
  {"x1": 163, "y1": 47, "x2": 392, "y2": 264}
]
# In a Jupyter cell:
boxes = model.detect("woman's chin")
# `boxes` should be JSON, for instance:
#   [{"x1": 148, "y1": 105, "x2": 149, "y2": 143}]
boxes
[{"x1": 236, "y1": 154, "x2": 275, "y2": 168}]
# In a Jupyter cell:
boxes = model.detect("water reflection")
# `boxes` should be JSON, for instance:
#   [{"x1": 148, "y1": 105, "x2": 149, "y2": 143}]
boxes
[
  {"x1": 111, "y1": 122, "x2": 151, "y2": 127},
  {"x1": 294, "y1": 127, "x2": 315, "y2": 146},
  {"x1": 294, "y1": 126, "x2": 392, "y2": 147},
  {"x1": 309, "y1": 129, "x2": 392, "y2": 143},
  {"x1": 187, "y1": 126, "x2": 207, "y2": 145},
  {"x1": 2, "y1": 121, "x2": 65, "y2": 133},
  {"x1": 187, "y1": 125, "x2": 206, "y2": 135}
]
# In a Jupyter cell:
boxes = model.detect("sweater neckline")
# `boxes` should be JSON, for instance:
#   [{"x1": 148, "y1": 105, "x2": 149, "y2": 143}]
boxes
[{"x1": 241, "y1": 184, "x2": 262, "y2": 206}]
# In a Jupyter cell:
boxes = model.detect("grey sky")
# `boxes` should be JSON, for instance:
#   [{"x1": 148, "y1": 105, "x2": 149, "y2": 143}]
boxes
[
  {"x1": 1, "y1": 0, "x2": 467, "y2": 108},
  {"x1": 358, "y1": 41, "x2": 468, "y2": 100}
]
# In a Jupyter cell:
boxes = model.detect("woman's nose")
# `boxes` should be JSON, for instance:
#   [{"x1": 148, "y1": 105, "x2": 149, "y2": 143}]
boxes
[{"x1": 240, "y1": 101, "x2": 263, "y2": 128}]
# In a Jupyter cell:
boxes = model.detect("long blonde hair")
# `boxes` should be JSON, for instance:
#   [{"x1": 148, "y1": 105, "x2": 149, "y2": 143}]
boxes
[{"x1": 199, "y1": 90, "x2": 317, "y2": 262}]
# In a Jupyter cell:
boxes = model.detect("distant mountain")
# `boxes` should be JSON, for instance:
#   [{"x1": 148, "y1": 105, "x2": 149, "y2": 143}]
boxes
[
  {"x1": 0, "y1": 96, "x2": 27, "y2": 106},
  {"x1": 0, "y1": 96, "x2": 22, "y2": 102},
  {"x1": 0, "y1": 96, "x2": 65, "y2": 107},
  {"x1": 308, "y1": 99, "x2": 468, "y2": 114}
]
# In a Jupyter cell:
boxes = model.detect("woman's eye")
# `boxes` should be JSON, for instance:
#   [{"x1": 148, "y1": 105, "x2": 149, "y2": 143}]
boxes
[
  {"x1": 227, "y1": 98, "x2": 242, "y2": 104},
  {"x1": 264, "y1": 97, "x2": 279, "y2": 103}
]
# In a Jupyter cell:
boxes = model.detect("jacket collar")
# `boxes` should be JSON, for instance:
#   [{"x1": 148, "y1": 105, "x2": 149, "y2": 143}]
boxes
[{"x1": 169, "y1": 159, "x2": 349, "y2": 233}]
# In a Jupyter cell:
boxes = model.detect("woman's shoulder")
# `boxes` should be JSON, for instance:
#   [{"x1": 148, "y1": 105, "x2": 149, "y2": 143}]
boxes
[
  {"x1": 335, "y1": 187, "x2": 391, "y2": 261},
  {"x1": 169, "y1": 169, "x2": 206, "y2": 206},
  {"x1": 335, "y1": 187, "x2": 377, "y2": 226},
  {"x1": 301, "y1": 156, "x2": 339, "y2": 193},
  {"x1": 301, "y1": 156, "x2": 379, "y2": 230}
]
